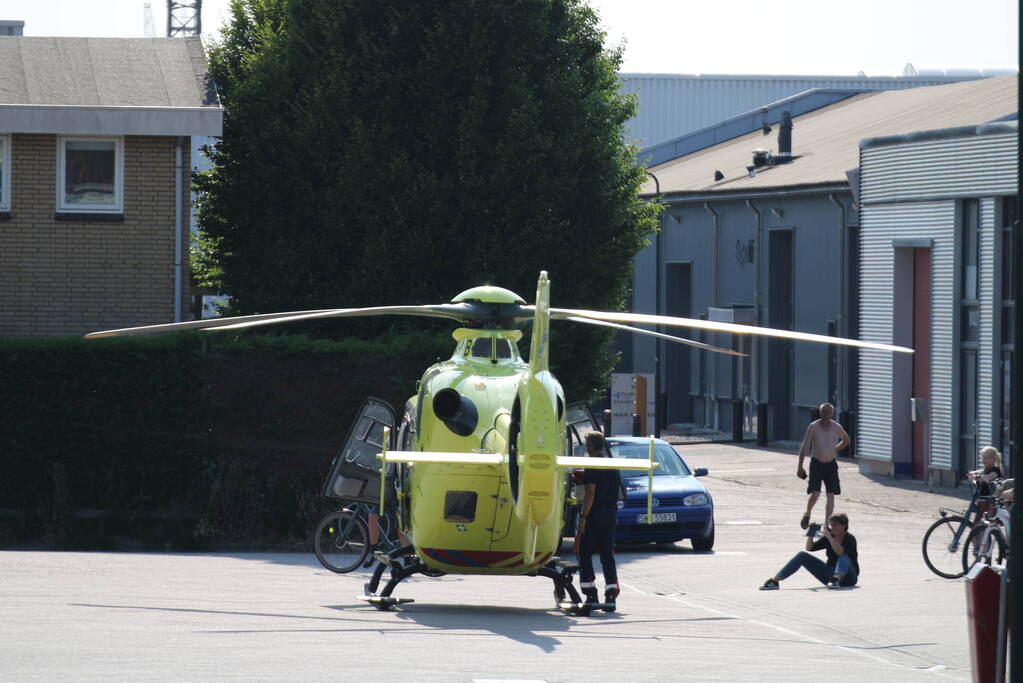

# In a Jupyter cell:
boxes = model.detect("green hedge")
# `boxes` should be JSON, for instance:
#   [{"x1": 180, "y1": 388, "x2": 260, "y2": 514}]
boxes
[{"x1": 0, "y1": 331, "x2": 451, "y2": 549}]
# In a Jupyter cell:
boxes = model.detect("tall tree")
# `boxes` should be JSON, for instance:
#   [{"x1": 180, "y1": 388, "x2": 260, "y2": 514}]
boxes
[{"x1": 197, "y1": 0, "x2": 659, "y2": 399}]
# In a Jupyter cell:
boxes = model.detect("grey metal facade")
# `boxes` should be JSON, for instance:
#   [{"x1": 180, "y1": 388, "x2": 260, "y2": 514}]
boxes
[
  {"x1": 630, "y1": 187, "x2": 856, "y2": 442},
  {"x1": 619, "y1": 73, "x2": 991, "y2": 149},
  {"x1": 621, "y1": 77, "x2": 1016, "y2": 450},
  {"x1": 858, "y1": 124, "x2": 1017, "y2": 481}
]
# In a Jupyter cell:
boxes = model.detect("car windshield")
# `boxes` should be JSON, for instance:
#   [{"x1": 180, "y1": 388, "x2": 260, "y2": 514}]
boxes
[{"x1": 608, "y1": 442, "x2": 690, "y2": 476}]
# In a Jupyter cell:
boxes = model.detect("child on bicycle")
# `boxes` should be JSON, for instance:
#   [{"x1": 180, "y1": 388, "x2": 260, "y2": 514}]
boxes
[
  {"x1": 968, "y1": 447, "x2": 1003, "y2": 520},
  {"x1": 968, "y1": 446, "x2": 1003, "y2": 497}
]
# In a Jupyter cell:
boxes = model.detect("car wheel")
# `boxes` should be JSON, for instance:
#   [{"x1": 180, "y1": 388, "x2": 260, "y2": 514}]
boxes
[{"x1": 691, "y1": 520, "x2": 715, "y2": 551}]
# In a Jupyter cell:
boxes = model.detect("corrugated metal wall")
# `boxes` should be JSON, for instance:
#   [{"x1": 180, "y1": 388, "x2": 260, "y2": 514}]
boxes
[
  {"x1": 859, "y1": 134, "x2": 1016, "y2": 203},
  {"x1": 858, "y1": 130, "x2": 1016, "y2": 472},
  {"x1": 858, "y1": 201, "x2": 955, "y2": 467},
  {"x1": 619, "y1": 74, "x2": 977, "y2": 148},
  {"x1": 979, "y1": 199, "x2": 995, "y2": 458}
]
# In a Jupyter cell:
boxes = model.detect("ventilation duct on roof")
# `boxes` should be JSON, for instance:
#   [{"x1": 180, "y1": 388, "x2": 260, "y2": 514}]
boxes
[
  {"x1": 778, "y1": 111, "x2": 792, "y2": 156},
  {"x1": 749, "y1": 111, "x2": 798, "y2": 171}
]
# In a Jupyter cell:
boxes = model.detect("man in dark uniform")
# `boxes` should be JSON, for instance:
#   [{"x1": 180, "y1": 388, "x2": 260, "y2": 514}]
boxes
[{"x1": 577, "y1": 431, "x2": 621, "y2": 611}]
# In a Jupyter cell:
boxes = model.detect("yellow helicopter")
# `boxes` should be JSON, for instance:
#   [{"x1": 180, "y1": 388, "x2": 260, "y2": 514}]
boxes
[{"x1": 86, "y1": 271, "x2": 911, "y2": 613}]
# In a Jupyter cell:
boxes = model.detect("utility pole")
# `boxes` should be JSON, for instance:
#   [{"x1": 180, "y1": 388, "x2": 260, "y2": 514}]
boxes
[
  {"x1": 167, "y1": 0, "x2": 202, "y2": 37},
  {"x1": 1010, "y1": 1, "x2": 1021, "y2": 675}
]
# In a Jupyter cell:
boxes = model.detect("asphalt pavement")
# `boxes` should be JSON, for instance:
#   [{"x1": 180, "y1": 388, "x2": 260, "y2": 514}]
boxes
[{"x1": 0, "y1": 444, "x2": 982, "y2": 682}]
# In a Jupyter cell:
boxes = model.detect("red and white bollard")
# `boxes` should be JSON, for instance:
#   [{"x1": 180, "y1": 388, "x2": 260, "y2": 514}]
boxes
[{"x1": 965, "y1": 563, "x2": 1009, "y2": 683}]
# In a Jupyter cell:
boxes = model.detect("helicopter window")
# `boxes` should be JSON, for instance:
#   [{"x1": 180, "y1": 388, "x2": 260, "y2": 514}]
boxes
[
  {"x1": 495, "y1": 340, "x2": 512, "y2": 359},
  {"x1": 470, "y1": 338, "x2": 492, "y2": 358},
  {"x1": 443, "y1": 490, "x2": 478, "y2": 523},
  {"x1": 364, "y1": 419, "x2": 386, "y2": 448}
]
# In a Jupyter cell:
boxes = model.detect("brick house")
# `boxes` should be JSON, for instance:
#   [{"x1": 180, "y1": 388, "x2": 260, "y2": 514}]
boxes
[{"x1": 0, "y1": 36, "x2": 222, "y2": 336}]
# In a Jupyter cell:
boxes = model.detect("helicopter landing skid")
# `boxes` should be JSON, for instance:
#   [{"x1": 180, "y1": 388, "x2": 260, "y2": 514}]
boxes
[
  {"x1": 536, "y1": 557, "x2": 589, "y2": 615},
  {"x1": 357, "y1": 595, "x2": 414, "y2": 609},
  {"x1": 557, "y1": 601, "x2": 615, "y2": 616},
  {"x1": 360, "y1": 544, "x2": 435, "y2": 611}
]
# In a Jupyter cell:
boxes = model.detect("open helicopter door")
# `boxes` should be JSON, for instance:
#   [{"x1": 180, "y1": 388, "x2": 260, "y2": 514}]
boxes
[
  {"x1": 321, "y1": 397, "x2": 397, "y2": 505},
  {"x1": 563, "y1": 403, "x2": 602, "y2": 530},
  {"x1": 566, "y1": 402, "x2": 601, "y2": 455}
]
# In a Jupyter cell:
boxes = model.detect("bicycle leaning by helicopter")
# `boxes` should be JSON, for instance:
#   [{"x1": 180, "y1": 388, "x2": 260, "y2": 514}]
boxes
[{"x1": 313, "y1": 500, "x2": 403, "y2": 573}]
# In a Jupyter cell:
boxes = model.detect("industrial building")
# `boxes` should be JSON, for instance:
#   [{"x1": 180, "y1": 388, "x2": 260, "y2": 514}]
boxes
[
  {"x1": 618, "y1": 70, "x2": 1002, "y2": 149},
  {"x1": 623, "y1": 76, "x2": 1016, "y2": 449},
  {"x1": 857, "y1": 121, "x2": 1017, "y2": 483}
]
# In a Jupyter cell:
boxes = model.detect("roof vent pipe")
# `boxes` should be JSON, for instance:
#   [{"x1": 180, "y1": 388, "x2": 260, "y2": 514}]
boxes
[{"x1": 778, "y1": 111, "x2": 793, "y2": 156}]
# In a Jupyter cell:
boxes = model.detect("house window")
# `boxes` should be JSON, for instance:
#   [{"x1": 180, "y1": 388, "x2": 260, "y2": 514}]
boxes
[
  {"x1": 57, "y1": 136, "x2": 123, "y2": 213},
  {"x1": 0, "y1": 134, "x2": 10, "y2": 212}
]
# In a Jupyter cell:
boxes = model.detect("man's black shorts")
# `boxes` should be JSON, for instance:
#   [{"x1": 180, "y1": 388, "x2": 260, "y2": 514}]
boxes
[{"x1": 808, "y1": 458, "x2": 841, "y2": 495}]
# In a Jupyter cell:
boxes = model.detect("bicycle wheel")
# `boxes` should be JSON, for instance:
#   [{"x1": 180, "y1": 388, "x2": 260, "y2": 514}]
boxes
[
  {"x1": 314, "y1": 510, "x2": 370, "y2": 573},
  {"x1": 922, "y1": 515, "x2": 971, "y2": 579},
  {"x1": 961, "y1": 524, "x2": 1008, "y2": 574}
]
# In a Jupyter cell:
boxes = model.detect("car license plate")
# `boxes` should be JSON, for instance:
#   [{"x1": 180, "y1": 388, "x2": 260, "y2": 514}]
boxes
[{"x1": 637, "y1": 512, "x2": 677, "y2": 524}]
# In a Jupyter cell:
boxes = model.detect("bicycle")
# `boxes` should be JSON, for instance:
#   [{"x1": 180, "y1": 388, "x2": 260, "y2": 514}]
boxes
[
  {"x1": 961, "y1": 493, "x2": 1011, "y2": 574},
  {"x1": 313, "y1": 502, "x2": 402, "y2": 574},
  {"x1": 921, "y1": 480, "x2": 982, "y2": 579}
]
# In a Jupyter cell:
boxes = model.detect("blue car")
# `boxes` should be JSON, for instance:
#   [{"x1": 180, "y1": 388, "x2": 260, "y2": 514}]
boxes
[{"x1": 607, "y1": 437, "x2": 715, "y2": 550}]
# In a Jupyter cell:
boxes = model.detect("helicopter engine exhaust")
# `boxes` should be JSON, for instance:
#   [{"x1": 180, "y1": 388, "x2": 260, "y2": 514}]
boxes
[{"x1": 432, "y1": 388, "x2": 479, "y2": 437}]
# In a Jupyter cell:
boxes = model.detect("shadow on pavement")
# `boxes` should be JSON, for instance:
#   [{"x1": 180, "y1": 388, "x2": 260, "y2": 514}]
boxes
[
  {"x1": 857, "y1": 472, "x2": 971, "y2": 502},
  {"x1": 71, "y1": 601, "x2": 377, "y2": 626},
  {"x1": 394, "y1": 603, "x2": 609, "y2": 652}
]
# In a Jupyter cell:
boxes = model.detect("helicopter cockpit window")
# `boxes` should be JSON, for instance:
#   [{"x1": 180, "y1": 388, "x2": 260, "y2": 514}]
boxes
[
  {"x1": 495, "y1": 339, "x2": 512, "y2": 359},
  {"x1": 444, "y1": 490, "x2": 478, "y2": 523},
  {"x1": 470, "y1": 338, "x2": 491, "y2": 358}
]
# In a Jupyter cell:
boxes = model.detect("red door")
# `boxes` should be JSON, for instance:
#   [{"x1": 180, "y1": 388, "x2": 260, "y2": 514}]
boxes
[{"x1": 911, "y1": 249, "x2": 931, "y2": 479}]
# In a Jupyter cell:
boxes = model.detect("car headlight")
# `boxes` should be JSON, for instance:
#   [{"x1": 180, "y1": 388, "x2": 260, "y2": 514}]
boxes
[{"x1": 683, "y1": 493, "x2": 709, "y2": 506}]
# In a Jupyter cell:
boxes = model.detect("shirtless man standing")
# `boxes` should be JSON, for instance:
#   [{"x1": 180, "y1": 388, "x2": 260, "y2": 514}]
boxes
[{"x1": 796, "y1": 403, "x2": 850, "y2": 529}]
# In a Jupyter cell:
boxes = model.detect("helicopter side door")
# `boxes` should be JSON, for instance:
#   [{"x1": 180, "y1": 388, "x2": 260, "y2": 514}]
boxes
[
  {"x1": 566, "y1": 402, "x2": 602, "y2": 452},
  {"x1": 563, "y1": 402, "x2": 603, "y2": 533},
  {"x1": 395, "y1": 400, "x2": 417, "y2": 533},
  {"x1": 321, "y1": 397, "x2": 398, "y2": 504}
]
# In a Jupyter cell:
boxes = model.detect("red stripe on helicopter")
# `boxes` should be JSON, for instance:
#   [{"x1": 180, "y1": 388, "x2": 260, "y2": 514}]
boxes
[
  {"x1": 492, "y1": 550, "x2": 553, "y2": 569},
  {"x1": 529, "y1": 551, "x2": 553, "y2": 566},
  {"x1": 420, "y1": 548, "x2": 519, "y2": 567}
]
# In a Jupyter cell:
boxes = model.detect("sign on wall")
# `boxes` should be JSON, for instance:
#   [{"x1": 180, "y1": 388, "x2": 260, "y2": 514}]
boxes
[{"x1": 611, "y1": 373, "x2": 655, "y2": 436}]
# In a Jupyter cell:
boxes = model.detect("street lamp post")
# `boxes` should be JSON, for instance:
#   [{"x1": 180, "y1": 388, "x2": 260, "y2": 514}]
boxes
[
  {"x1": 647, "y1": 171, "x2": 662, "y2": 438},
  {"x1": 1009, "y1": 6, "x2": 1022, "y2": 672}
]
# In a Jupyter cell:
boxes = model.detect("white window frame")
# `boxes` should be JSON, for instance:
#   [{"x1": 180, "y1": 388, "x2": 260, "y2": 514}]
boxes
[
  {"x1": 0, "y1": 134, "x2": 10, "y2": 212},
  {"x1": 56, "y1": 135, "x2": 124, "y2": 213}
]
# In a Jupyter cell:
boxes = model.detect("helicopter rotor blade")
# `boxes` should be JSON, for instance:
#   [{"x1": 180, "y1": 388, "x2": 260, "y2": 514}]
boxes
[
  {"x1": 203, "y1": 304, "x2": 475, "y2": 333},
  {"x1": 85, "y1": 304, "x2": 477, "y2": 339},
  {"x1": 548, "y1": 308, "x2": 914, "y2": 354},
  {"x1": 561, "y1": 315, "x2": 746, "y2": 357}
]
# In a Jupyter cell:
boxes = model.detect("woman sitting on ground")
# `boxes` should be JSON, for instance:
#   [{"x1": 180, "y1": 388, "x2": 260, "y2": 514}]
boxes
[{"x1": 760, "y1": 512, "x2": 859, "y2": 591}]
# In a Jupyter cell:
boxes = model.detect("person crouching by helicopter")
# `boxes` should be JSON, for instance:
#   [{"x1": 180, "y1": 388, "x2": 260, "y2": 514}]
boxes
[
  {"x1": 362, "y1": 502, "x2": 411, "y2": 568},
  {"x1": 363, "y1": 462, "x2": 411, "y2": 568},
  {"x1": 577, "y1": 431, "x2": 621, "y2": 611}
]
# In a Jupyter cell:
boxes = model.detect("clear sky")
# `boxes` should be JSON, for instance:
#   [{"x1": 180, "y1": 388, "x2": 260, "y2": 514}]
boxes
[{"x1": 1, "y1": 0, "x2": 1017, "y2": 76}]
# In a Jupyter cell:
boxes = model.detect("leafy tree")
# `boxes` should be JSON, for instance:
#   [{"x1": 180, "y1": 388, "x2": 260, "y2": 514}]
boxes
[{"x1": 196, "y1": 0, "x2": 659, "y2": 399}]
